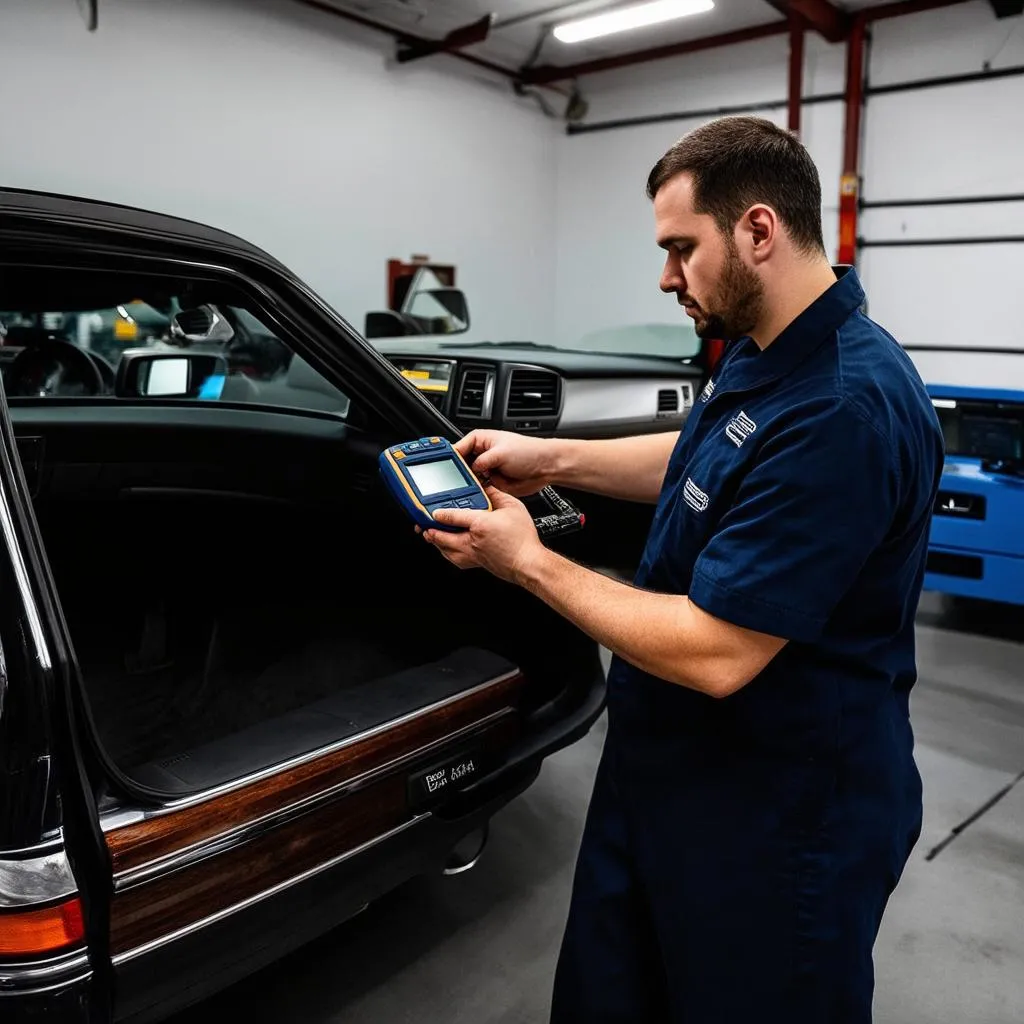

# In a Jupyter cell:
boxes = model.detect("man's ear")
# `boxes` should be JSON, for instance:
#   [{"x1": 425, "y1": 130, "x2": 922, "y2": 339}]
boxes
[{"x1": 739, "y1": 204, "x2": 779, "y2": 264}]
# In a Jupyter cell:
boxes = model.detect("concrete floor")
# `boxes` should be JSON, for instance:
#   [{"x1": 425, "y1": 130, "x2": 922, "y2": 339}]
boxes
[{"x1": 176, "y1": 593, "x2": 1024, "y2": 1023}]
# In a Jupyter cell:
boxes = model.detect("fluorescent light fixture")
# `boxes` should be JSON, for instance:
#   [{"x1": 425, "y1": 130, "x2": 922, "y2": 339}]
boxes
[{"x1": 553, "y1": 0, "x2": 714, "y2": 44}]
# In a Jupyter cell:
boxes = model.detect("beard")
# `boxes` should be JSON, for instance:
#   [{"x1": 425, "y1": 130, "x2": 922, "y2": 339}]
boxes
[{"x1": 685, "y1": 239, "x2": 765, "y2": 343}]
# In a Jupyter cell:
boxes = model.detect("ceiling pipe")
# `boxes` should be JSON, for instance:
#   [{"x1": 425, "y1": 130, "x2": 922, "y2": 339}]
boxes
[
  {"x1": 295, "y1": 0, "x2": 566, "y2": 93},
  {"x1": 788, "y1": 13, "x2": 806, "y2": 135},
  {"x1": 395, "y1": 14, "x2": 492, "y2": 64}
]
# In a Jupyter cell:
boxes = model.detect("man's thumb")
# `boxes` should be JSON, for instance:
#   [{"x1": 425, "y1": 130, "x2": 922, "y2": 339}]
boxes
[{"x1": 486, "y1": 485, "x2": 517, "y2": 509}]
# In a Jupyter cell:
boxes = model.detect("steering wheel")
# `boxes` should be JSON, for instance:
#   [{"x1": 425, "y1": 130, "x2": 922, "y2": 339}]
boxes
[{"x1": 7, "y1": 339, "x2": 106, "y2": 398}]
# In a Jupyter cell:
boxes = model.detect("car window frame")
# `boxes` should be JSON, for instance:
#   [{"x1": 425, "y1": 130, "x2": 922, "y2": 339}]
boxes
[{"x1": 0, "y1": 255, "x2": 367, "y2": 423}]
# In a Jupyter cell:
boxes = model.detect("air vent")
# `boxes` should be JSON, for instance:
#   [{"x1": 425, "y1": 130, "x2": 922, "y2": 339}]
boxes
[
  {"x1": 506, "y1": 368, "x2": 560, "y2": 417},
  {"x1": 657, "y1": 388, "x2": 679, "y2": 414},
  {"x1": 456, "y1": 367, "x2": 494, "y2": 418}
]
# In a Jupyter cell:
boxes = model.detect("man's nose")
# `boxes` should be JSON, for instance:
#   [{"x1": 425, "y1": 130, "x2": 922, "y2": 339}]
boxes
[{"x1": 660, "y1": 257, "x2": 683, "y2": 294}]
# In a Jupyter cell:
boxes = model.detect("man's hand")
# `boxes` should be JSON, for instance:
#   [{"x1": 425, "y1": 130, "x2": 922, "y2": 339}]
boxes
[
  {"x1": 422, "y1": 486, "x2": 545, "y2": 585},
  {"x1": 454, "y1": 430, "x2": 557, "y2": 497}
]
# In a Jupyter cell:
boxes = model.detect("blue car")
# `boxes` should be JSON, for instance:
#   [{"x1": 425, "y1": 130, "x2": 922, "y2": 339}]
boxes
[{"x1": 918, "y1": 350, "x2": 1024, "y2": 607}]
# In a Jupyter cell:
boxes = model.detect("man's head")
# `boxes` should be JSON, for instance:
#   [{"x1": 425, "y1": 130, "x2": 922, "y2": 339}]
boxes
[{"x1": 647, "y1": 116, "x2": 827, "y2": 342}]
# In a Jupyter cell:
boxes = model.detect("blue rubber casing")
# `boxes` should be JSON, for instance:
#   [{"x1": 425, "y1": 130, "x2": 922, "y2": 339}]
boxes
[{"x1": 379, "y1": 436, "x2": 492, "y2": 532}]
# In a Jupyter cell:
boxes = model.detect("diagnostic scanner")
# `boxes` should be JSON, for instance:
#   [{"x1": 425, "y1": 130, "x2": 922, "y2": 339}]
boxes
[{"x1": 379, "y1": 436, "x2": 491, "y2": 532}]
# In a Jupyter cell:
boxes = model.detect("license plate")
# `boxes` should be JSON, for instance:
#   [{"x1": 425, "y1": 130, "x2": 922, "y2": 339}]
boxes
[{"x1": 408, "y1": 748, "x2": 485, "y2": 809}]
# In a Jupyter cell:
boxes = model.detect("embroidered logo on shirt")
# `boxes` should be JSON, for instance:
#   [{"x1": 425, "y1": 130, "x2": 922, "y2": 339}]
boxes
[
  {"x1": 683, "y1": 477, "x2": 709, "y2": 513},
  {"x1": 725, "y1": 410, "x2": 757, "y2": 448},
  {"x1": 699, "y1": 378, "x2": 716, "y2": 403}
]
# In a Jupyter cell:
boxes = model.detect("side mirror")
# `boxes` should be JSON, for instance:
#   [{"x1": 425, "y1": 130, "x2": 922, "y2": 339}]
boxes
[
  {"x1": 115, "y1": 350, "x2": 229, "y2": 399},
  {"x1": 364, "y1": 287, "x2": 471, "y2": 340},
  {"x1": 169, "y1": 304, "x2": 235, "y2": 346},
  {"x1": 405, "y1": 286, "x2": 469, "y2": 335}
]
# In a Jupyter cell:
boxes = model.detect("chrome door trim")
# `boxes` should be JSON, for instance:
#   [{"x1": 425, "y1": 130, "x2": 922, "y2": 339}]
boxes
[
  {"x1": 101, "y1": 668, "x2": 519, "y2": 831},
  {"x1": 0, "y1": 949, "x2": 91, "y2": 992}
]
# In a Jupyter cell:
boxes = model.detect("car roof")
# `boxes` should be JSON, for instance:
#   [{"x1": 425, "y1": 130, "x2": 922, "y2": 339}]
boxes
[{"x1": 0, "y1": 187, "x2": 286, "y2": 270}]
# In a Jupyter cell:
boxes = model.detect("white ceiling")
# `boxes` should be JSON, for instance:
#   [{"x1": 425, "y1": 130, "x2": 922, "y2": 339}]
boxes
[
  {"x1": 326, "y1": 0, "x2": 796, "y2": 72},
  {"x1": 317, "y1": 0, "x2": 982, "y2": 83}
]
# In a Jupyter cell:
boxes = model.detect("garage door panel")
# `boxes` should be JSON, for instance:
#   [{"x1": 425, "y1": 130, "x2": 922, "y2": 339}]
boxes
[
  {"x1": 860, "y1": 243, "x2": 1022, "y2": 355},
  {"x1": 862, "y1": 79, "x2": 1024, "y2": 198},
  {"x1": 861, "y1": 202, "x2": 1024, "y2": 240}
]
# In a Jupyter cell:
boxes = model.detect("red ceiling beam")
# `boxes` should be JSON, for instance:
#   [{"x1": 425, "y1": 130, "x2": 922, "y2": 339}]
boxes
[
  {"x1": 862, "y1": 0, "x2": 971, "y2": 20},
  {"x1": 521, "y1": 0, "x2": 972, "y2": 85},
  {"x1": 767, "y1": 0, "x2": 850, "y2": 42},
  {"x1": 520, "y1": 21, "x2": 790, "y2": 85},
  {"x1": 788, "y1": 14, "x2": 805, "y2": 135}
]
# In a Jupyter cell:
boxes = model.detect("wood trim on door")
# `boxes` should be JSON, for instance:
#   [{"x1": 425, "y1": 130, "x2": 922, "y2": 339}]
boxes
[{"x1": 105, "y1": 670, "x2": 525, "y2": 958}]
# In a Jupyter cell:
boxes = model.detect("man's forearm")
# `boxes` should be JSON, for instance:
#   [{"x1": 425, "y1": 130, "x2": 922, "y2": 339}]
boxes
[
  {"x1": 548, "y1": 431, "x2": 679, "y2": 504},
  {"x1": 515, "y1": 546, "x2": 760, "y2": 698}
]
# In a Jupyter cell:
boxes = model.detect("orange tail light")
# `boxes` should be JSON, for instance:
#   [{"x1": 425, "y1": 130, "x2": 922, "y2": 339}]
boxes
[{"x1": 0, "y1": 897, "x2": 85, "y2": 956}]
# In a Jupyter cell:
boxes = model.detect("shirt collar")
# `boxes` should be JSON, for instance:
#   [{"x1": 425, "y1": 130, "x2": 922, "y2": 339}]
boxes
[{"x1": 723, "y1": 265, "x2": 865, "y2": 391}]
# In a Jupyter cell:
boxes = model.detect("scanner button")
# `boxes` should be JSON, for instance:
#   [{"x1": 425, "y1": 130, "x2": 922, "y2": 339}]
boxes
[
  {"x1": 456, "y1": 498, "x2": 474, "y2": 507},
  {"x1": 430, "y1": 437, "x2": 441, "y2": 444},
  {"x1": 407, "y1": 443, "x2": 420, "y2": 450},
  {"x1": 393, "y1": 450, "x2": 405, "y2": 460}
]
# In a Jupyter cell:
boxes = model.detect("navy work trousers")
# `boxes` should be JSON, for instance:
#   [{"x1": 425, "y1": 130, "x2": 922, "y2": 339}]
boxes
[{"x1": 549, "y1": 737, "x2": 920, "y2": 1023}]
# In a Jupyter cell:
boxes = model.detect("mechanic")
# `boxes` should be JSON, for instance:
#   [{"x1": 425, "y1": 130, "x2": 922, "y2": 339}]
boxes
[{"x1": 421, "y1": 115, "x2": 945, "y2": 1023}]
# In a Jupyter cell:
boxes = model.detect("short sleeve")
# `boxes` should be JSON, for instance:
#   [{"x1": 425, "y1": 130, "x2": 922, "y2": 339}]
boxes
[{"x1": 688, "y1": 400, "x2": 899, "y2": 643}]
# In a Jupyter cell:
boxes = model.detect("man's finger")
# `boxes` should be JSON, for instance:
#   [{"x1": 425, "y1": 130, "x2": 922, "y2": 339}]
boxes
[{"x1": 453, "y1": 433, "x2": 478, "y2": 458}]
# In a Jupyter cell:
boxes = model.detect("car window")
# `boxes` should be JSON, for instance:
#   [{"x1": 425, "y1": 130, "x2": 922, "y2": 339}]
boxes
[{"x1": 0, "y1": 281, "x2": 350, "y2": 418}]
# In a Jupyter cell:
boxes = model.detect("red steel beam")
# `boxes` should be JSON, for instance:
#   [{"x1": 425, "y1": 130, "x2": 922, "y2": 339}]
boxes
[
  {"x1": 522, "y1": 0, "x2": 970, "y2": 85},
  {"x1": 788, "y1": 13, "x2": 805, "y2": 135},
  {"x1": 837, "y1": 12, "x2": 867, "y2": 265},
  {"x1": 864, "y1": 0, "x2": 971, "y2": 20},
  {"x1": 768, "y1": 0, "x2": 850, "y2": 42},
  {"x1": 520, "y1": 21, "x2": 790, "y2": 85}
]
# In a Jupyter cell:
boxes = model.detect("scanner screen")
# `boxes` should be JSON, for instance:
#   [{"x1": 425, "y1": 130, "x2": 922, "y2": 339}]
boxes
[{"x1": 407, "y1": 458, "x2": 469, "y2": 497}]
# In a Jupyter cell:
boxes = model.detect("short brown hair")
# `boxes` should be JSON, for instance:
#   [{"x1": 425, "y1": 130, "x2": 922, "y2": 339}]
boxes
[{"x1": 646, "y1": 115, "x2": 826, "y2": 256}]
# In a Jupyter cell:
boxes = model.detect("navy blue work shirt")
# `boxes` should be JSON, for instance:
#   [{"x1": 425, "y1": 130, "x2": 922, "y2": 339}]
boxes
[{"x1": 606, "y1": 266, "x2": 944, "y2": 837}]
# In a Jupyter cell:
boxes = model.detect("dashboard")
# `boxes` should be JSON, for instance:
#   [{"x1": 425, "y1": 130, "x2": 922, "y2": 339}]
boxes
[
  {"x1": 0, "y1": 333, "x2": 705, "y2": 443},
  {"x1": 372, "y1": 339, "x2": 704, "y2": 439}
]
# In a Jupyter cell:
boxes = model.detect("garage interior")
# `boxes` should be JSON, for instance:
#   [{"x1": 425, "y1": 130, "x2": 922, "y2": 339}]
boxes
[{"x1": 3, "y1": 0, "x2": 1024, "y2": 1021}]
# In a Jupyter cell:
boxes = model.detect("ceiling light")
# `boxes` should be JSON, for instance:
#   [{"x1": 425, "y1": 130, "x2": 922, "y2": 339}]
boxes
[{"x1": 553, "y1": 0, "x2": 715, "y2": 44}]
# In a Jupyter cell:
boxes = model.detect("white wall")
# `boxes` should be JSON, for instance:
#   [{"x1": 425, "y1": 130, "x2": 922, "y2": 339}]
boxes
[
  {"x1": 553, "y1": 32, "x2": 846, "y2": 348},
  {"x1": 0, "y1": 0, "x2": 558, "y2": 344},
  {"x1": 553, "y1": 2, "x2": 1024, "y2": 383}
]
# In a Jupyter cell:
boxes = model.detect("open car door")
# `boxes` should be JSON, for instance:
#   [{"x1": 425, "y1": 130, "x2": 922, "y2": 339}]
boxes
[{"x1": 0, "y1": 227, "x2": 663, "y2": 1023}]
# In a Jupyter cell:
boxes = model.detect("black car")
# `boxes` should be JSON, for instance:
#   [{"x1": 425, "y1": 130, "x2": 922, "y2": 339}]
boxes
[{"x1": 0, "y1": 188, "x2": 704, "y2": 1022}]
